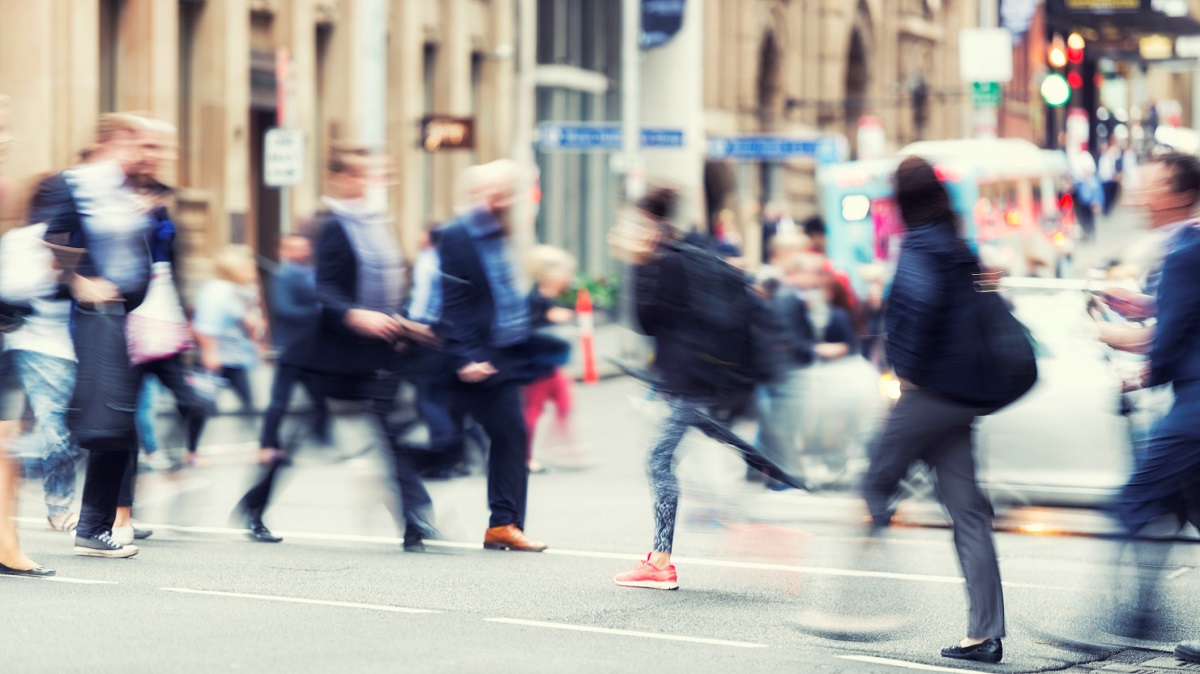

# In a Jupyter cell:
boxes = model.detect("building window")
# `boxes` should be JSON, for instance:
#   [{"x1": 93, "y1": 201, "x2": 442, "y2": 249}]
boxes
[
  {"x1": 422, "y1": 43, "x2": 437, "y2": 220},
  {"x1": 178, "y1": 0, "x2": 201, "y2": 185},
  {"x1": 99, "y1": 0, "x2": 123, "y2": 113}
]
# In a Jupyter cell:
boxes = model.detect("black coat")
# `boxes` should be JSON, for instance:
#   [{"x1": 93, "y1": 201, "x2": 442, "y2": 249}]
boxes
[
  {"x1": 885, "y1": 223, "x2": 984, "y2": 398},
  {"x1": 280, "y1": 211, "x2": 403, "y2": 382}
]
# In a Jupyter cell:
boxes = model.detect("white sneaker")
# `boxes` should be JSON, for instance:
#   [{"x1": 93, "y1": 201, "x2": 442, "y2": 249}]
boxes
[{"x1": 112, "y1": 524, "x2": 135, "y2": 546}]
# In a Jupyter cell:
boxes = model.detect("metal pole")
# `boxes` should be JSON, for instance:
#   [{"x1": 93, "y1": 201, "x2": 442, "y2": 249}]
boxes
[
  {"x1": 512, "y1": 0, "x2": 538, "y2": 259},
  {"x1": 621, "y1": 0, "x2": 643, "y2": 202}
]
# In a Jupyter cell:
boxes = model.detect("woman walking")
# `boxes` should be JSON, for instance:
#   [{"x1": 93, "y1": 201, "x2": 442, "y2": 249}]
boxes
[{"x1": 861, "y1": 156, "x2": 1006, "y2": 663}]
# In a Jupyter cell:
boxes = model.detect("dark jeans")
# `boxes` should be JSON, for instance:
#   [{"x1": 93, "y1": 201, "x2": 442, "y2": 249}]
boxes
[
  {"x1": 119, "y1": 355, "x2": 210, "y2": 509},
  {"x1": 238, "y1": 373, "x2": 433, "y2": 535},
  {"x1": 259, "y1": 363, "x2": 328, "y2": 450},
  {"x1": 454, "y1": 381, "x2": 529, "y2": 529},
  {"x1": 220, "y1": 366, "x2": 254, "y2": 412},
  {"x1": 1102, "y1": 181, "x2": 1120, "y2": 217},
  {"x1": 862, "y1": 387, "x2": 1004, "y2": 639},
  {"x1": 415, "y1": 379, "x2": 469, "y2": 471},
  {"x1": 78, "y1": 441, "x2": 135, "y2": 539}
]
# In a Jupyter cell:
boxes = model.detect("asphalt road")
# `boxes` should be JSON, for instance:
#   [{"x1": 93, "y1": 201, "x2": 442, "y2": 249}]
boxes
[{"x1": 5, "y1": 375, "x2": 1200, "y2": 674}]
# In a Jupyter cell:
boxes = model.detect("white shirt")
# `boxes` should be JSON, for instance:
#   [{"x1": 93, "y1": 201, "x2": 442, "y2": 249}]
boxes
[
  {"x1": 64, "y1": 160, "x2": 151, "y2": 294},
  {"x1": 0, "y1": 224, "x2": 74, "y2": 361}
]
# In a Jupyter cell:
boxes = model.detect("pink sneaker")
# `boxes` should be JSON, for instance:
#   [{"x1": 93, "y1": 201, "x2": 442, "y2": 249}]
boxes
[{"x1": 614, "y1": 554, "x2": 679, "y2": 590}]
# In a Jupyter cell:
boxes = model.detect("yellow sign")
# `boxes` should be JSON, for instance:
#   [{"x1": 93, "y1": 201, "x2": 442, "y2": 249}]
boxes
[
  {"x1": 1065, "y1": 0, "x2": 1139, "y2": 8},
  {"x1": 1140, "y1": 35, "x2": 1174, "y2": 60}
]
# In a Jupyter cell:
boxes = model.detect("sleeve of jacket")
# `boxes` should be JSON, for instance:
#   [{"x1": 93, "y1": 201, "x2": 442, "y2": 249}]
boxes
[
  {"x1": 1149, "y1": 243, "x2": 1200, "y2": 387},
  {"x1": 35, "y1": 175, "x2": 94, "y2": 292},
  {"x1": 314, "y1": 217, "x2": 359, "y2": 330},
  {"x1": 271, "y1": 268, "x2": 316, "y2": 324},
  {"x1": 885, "y1": 249, "x2": 945, "y2": 384},
  {"x1": 435, "y1": 226, "x2": 493, "y2": 368}
]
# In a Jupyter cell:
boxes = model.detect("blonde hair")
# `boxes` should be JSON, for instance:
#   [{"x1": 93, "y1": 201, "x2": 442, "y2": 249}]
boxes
[
  {"x1": 769, "y1": 231, "x2": 813, "y2": 258},
  {"x1": 213, "y1": 244, "x2": 257, "y2": 284},
  {"x1": 81, "y1": 113, "x2": 150, "y2": 161},
  {"x1": 527, "y1": 245, "x2": 577, "y2": 283}
]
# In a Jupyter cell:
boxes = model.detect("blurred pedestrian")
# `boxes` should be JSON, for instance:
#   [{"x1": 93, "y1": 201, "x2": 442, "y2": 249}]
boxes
[
  {"x1": 242, "y1": 143, "x2": 437, "y2": 548},
  {"x1": 118, "y1": 119, "x2": 208, "y2": 546},
  {"x1": 42, "y1": 112, "x2": 156, "y2": 559},
  {"x1": 194, "y1": 245, "x2": 265, "y2": 416},
  {"x1": 611, "y1": 187, "x2": 804, "y2": 590},
  {"x1": 1099, "y1": 138, "x2": 1124, "y2": 217},
  {"x1": 435, "y1": 160, "x2": 551, "y2": 553},
  {"x1": 760, "y1": 202, "x2": 797, "y2": 264},
  {"x1": 1099, "y1": 152, "x2": 1200, "y2": 642},
  {"x1": 256, "y1": 233, "x2": 329, "y2": 468},
  {"x1": 1, "y1": 182, "x2": 78, "y2": 532},
  {"x1": 802, "y1": 215, "x2": 827, "y2": 255},
  {"x1": 0, "y1": 96, "x2": 54, "y2": 576},
  {"x1": 862, "y1": 156, "x2": 1034, "y2": 663},
  {"x1": 522, "y1": 246, "x2": 576, "y2": 473},
  {"x1": 1073, "y1": 154, "x2": 1104, "y2": 242}
]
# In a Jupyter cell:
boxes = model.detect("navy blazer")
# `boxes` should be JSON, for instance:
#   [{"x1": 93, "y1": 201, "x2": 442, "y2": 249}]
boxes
[
  {"x1": 280, "y1": 211, "x2": 401, "y2": 379},
  {"x1": 885, "y1": 223, "x2": 984, "y2": 397},
  {"x1": 434, "y1": 219, "x2": 497, "y2": 371},
  {"x1": 1150, "y1": 225, "x2": 1200, "y2": 392}
]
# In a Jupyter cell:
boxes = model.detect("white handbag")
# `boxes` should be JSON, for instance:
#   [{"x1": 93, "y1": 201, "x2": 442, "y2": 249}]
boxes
[{"x1": 126, "y1": 261, "x2": 194, "y2": 365}]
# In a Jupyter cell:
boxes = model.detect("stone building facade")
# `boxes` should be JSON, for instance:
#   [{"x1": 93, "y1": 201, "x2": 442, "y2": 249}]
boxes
[{"x1": 701, "y1": 0, "x2": 978, "y2": 230}]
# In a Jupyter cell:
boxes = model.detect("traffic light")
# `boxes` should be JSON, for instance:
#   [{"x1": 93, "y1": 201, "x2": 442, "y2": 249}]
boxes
[
  {"x1": 1049, "y1": 34, "x2": 1068, "y2": 69},
  {"x1": 1067, "y1": 33, "x2": 1085, "y2": 64},
  {"x1": 1041, "y1": 73, "x2": 1071, "y2": 107},
  {"x1": 1067, "y1": 71, "x2": 1083, "y2": 89}
]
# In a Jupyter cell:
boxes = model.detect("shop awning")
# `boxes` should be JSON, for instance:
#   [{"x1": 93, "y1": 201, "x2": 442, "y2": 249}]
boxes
[{"x1": 1046, "y1": 0, "x2": 1200, "y2": 36}]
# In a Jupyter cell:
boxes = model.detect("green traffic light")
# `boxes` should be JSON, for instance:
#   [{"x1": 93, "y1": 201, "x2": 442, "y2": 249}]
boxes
[{"x1": 1041, "y1": 73, "x2": 1071, "y2": 107}]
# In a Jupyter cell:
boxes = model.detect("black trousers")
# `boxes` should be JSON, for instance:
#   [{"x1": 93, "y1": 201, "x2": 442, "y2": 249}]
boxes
[
  {"x1": 259, "y1": 363, "x2": 328, "y2": 450},
  {"x1": 862, "y1": 387, "x2": 1004, "y2": 639},
  {"x1": 78, "y1": 441, "x2": 135, "y2": 539},
  {"x1": 237, "y1": 374, "x2": 433, "y2": 535},
  {"x1": 220, "y1": 366, "x2": 254, "y2": 412},
  {"x1": 454, "y1": 381, "x2": 529, "y2": 529},
  {"x1": 118, "y1": 354, "x2": 210, "y2": 509}
]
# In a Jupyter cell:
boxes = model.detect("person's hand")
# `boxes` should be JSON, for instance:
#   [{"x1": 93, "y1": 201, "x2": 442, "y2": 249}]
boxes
[
  {"x1": 1097, "y1": 323, "x2": 1154, "y2": 354},
  {"x1": 344, "y1": 309, "x2": 403, "y2": 341},
  {"x1": 244, "y1": 314, "x2": 267, "y2": 341},
  {"x1": 1122, "y1": 365, "x2": 1150, "y2": 393},
  {"x1": 1101, "y1": 287, "x2": 1155, "y2": 321},
  {"x1": 395, "y1": 316, "x2": 443, "y2": 347},
  {"x1": 71, "y1": 275, "x2": 122, "y2": 305},
  {"x1": 457, "y1": 361, "x2": 498, "y2": 383},
  {"x1": 200, "y1": 350, "x2": 222, "y2": 374},
  {"x1": 547, "y1": 307, "x2": 575, "y2": 325},
  {"x1": 814, "y1": 342, "x2": 850, "y2": 360}
]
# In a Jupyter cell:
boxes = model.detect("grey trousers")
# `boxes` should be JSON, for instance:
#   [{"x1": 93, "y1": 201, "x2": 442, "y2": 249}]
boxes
[{"x1": 862, "y1": 387, "x2": 1006, "y2": 639}]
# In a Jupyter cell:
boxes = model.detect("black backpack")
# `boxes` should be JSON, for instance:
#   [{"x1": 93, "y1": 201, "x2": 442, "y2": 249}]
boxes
[
  {"x1": 938, "y1": 270, "x2": 1038, "y2": 412},
  {"x1": 673, "y1": 244, "x2": 777, "y2": 393}
]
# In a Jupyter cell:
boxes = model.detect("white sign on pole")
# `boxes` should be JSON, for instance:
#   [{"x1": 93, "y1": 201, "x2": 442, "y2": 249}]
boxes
[
  {"x1": 264, "y1": 128, "x2": 304, "y2": 187},
  {"x1": 959, "y1": 28, "x2": 1014, "y2": 83}
]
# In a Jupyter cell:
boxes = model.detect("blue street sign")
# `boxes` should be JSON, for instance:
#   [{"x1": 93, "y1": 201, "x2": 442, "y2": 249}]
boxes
[
  {"x1": 537, "y1": 123, "x2": 684, "y2": 151},
  {"x1": 707, "y1": 135, "x2": 840, "y2": 163}
]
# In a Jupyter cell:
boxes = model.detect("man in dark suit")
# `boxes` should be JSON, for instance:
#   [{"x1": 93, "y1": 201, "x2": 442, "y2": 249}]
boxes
[
  {"x1": 1102, "y1": 153, "x2": 1200, "y2": 643},
  {"x1": 435, "y1": 160, "x2": 547, "y2": 552},
  {"x1": 239, "y1": 145, "x2": 437, "y2": 550}
]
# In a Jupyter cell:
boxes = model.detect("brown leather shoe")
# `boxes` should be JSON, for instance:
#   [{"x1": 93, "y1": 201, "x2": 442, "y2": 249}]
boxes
[{"x1": 483, "y1": 524, "x2": 547, "y2": 552}]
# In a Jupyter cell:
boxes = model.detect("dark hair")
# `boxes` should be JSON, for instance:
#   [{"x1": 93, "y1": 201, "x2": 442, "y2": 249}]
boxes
[
  {"x1": 636, "y1": 187, "x2": 678, "y2": 222},
  {"x1": 328, "y1": 142, "x2": 373, "y2": 175},
  {"x1": 801, "y1": 215, "x2": 826, "y2": 238},
  {"x1": 895, "y1": 155, "x2": 957, "y2": 233},
  {"x1": 1153, "y1": 151, "x2": 1200, "y2": 206}
]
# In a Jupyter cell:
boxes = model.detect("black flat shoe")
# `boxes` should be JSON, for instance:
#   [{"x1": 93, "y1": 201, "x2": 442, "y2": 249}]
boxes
[
  {"x1": 0, "y1": 563, "x2": 56, "y2": 578},
  {"x1": 402, "y1": 535, "x2": 426, "y2": 553},
  {"x1": 941, "y1": 638, "x2": 1002, "y2": 664},
  {"x1": 247, "y1": 522, "x2": 283, "y2": 543}
]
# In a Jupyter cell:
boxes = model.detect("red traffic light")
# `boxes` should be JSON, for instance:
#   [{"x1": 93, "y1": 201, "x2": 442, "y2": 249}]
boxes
[
  {"x1": 1067, "y1": 33, "x2": 1085, "y2": 64},
  {"x1": 1067, "y1": 71, "x2": 1083, "y2": 89},
  {"x1": 1059, "y1": 193, "x2": 1074, "y2": 212}
]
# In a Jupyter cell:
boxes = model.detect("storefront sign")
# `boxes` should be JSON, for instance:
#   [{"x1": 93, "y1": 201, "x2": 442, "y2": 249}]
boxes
[
  {"x1": 707, "y1": 135, "x2": 840, "y2": 163},
  {"x1": 641, "y1": 0, "x2": 687, "y2": 50},
  {"x1": 1139, "y1": 34, "x2": 1174, "y2": 60},
  {"x1": 538, "y1": 123, "x2": 684, "y2": 151},
  {"x1": 1063, "y1": 0, "x2": 1139, "y2": 10},
  {"x1": 420, "y1": 116, "x2": 475, "y2": 151}
]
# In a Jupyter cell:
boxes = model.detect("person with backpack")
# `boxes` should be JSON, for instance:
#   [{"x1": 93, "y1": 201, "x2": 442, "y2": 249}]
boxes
[
  {"x1": 861, "y1": 156, "x2": 1037, "y2": 665},
  {"x1": 611, "y1": 188, "x2": 804, "y2": 591}
]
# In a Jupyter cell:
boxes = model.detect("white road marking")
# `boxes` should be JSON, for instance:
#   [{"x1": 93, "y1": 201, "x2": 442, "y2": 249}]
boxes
[
  {"x1": 61, "y1": 521, "x2": 1075, "y2": 592},
  {"x1": 0, "y1": 574, "x2": 117, "y2": 585},
  {"x1": 837, "y1": 655, "x2": 989, "y2": 673},
  {"x1": 161, "y1": 587, "x2": 438, "y2": 613},
  {"x1": 486, "y1": 618, "x2": 767, "y2": 649}
]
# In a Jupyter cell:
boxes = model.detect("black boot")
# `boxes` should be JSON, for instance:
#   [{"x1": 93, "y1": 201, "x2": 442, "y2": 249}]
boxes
[{"x1": 941, "y1": 638, "x2": 1002, "y2": 664}]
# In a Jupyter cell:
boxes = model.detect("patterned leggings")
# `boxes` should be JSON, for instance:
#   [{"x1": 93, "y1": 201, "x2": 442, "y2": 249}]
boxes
[{"x1": 648, "y1": 395, "x2": 782, "y2": 554}]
